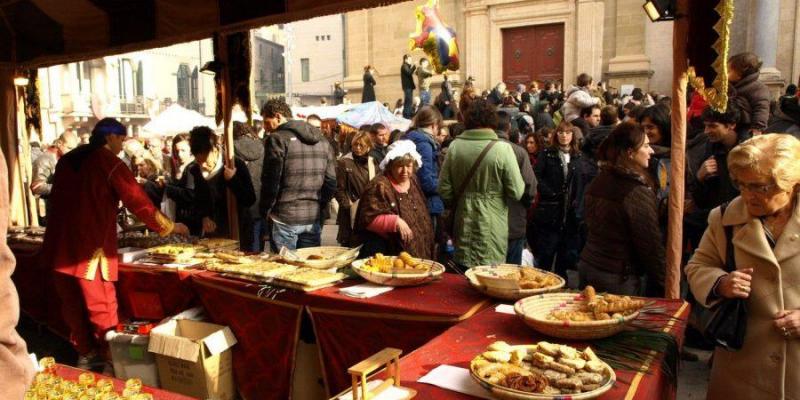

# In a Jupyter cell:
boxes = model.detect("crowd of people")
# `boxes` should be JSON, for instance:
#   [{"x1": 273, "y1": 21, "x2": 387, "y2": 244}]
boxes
[{"x1": 24, "y1": 51, "x2": 800, "y2": 397}]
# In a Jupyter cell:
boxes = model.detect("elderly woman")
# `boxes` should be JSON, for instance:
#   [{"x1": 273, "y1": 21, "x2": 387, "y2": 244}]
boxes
[
  {"x1": 686, "y1": 134, "x2": 800, "y2": 399},
  {"x1": 353, "y1": 140, "x2": 435, "y2": 260},
  {"x1": 336, "y1": 132, "x2": 377, "y2": 246}
]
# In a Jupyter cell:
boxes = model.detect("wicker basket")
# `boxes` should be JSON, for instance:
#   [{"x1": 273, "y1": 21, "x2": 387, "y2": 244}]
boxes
[
  {"x1": 465, "y1": 265, "x2": 565, "y2": 301},
  {"x1": 470, "y1": 345, "x2": 616, "y2": 400},
  {"x1": 351, "y1": 258, "x2": 445, "y2": 286},
  {"x1": 514, "y1": 293, "x2": 640, "y2": 340},
  {"x1": 284, "y1": 246, "x2": 360, "y2": 270}
]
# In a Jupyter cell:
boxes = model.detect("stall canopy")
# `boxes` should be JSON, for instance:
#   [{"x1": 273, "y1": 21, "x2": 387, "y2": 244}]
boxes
[
  {"x1": 0, "y1": 0, "x2": 410, "y2": 68},
  {"x1": 141, "y1": 104, "x2": 216, "y2": 138},
  {"x1": 336, "y1": 101, "x2": 412, "y2": 131}
]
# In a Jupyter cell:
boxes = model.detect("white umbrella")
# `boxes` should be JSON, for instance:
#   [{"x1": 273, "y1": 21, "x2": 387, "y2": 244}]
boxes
[{"x1": 141, "y1": 103, "x2": 217, "y2": 138}]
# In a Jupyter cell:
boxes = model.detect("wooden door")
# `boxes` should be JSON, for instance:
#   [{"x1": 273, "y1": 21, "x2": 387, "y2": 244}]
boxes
[{"x1": 502, "y1": 23, "x2": 564, "y2": 86}]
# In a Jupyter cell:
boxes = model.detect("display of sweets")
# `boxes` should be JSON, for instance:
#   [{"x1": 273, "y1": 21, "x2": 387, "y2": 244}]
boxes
[
  {"x1": 25, "y1": 357, "x2": 153, "y2": 400},
  {"x1": 118, "y1": 232, "x2": 194, "y2": 249}
]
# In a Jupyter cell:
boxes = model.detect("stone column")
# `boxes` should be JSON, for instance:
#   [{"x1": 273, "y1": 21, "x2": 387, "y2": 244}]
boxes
[
  {"x1": 751, "y1": 0, "x2": 784, "y2": 96},
  {"x1": 464, "y1": 3, "x2": 491, "y2": 91},
  {"x1": 575, "y1": 0, "x2": 604, "y2": 81},
  {"x1": 606, "y1": 0, "x2": 652, "y2": 90}
]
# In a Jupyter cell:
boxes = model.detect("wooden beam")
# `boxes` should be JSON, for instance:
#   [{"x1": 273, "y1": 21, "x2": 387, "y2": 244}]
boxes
[
  {"x1": 665, "y1": 0, "x2": 690, "y2": 299},
  {"x1": 216, "y1": 33, "x2": 240, "y2": 241}
]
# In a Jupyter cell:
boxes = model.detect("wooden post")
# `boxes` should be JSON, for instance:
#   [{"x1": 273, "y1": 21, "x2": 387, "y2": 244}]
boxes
[
  {"x1": 665, "y1": 0, "x2": 690, "y2": 299},
  {"x1": 217, "y1": 33, "x2": 240, "y2": 241}
]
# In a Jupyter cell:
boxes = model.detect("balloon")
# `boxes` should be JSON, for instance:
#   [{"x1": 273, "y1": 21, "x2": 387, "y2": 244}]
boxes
[{"x1": 408, "y1": 0, "x2": 460, "y2": 74}]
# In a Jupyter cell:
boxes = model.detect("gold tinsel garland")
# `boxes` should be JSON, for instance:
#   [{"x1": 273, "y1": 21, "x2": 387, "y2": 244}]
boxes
[{"x1": 687, "y1": 0, "x2": 734, "y2": 112}]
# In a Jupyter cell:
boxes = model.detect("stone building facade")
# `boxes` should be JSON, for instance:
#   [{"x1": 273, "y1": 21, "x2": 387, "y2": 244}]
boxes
[{"x1": 342, "y1": 0, "x2": 800, "y2": 105}]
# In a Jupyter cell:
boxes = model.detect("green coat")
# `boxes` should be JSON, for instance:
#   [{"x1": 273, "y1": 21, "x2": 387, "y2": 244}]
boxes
[{"x1": 440, "y1": 129, "x2": 525, "y2": 267}]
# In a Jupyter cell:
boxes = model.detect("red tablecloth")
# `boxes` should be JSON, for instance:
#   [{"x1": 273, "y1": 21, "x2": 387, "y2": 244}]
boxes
[
  {"x1": 11, "y1": 243, "x2": 69, "y2": 336},
  {"x1": 190, "y1": 272, "x2": 305, "y2": 400},
  {"x1": 53, "y1": 363, "x2": 196, "y2": 399},
  {"x1": 190, "y1": 272, "x2": 489, "y2": 400},
  {"x1": 391, "y1": 299, "x2": 690, "y2": 400},
  {"x1": 117, "y1": 264, "x2": 199, "y2": 320},
  {"x1": 10, "y1": 242, "x2": 200, "y2": 335},
  {"x1": 306, "y1": 274, "x2": 489, "y2": 395}
]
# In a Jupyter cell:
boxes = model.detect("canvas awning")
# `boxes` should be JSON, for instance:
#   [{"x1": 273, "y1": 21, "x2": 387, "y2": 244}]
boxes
[{"x1": 0, "y1": 0, "x2": 410, "y2": 69}]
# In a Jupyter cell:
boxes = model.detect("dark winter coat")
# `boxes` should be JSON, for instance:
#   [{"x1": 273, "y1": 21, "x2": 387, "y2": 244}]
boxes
[
  {"x1": 362, "y1": 72, "x2": 376, "y2": 103},
  {"x1": 687, "y1": 129, "x2": 751, "y2": 212},
  {"x1": 173, "y1": 157, "x2": 255, "y2": 237},
  {"x1": 401, "y1": 63, "x2": 417, "y2": 91},
  {"x1": 730, "y1": 71, "x2": 771, "y2": 131},
  {"x1": 260, "y1": 120, "x2": 337, "y2": 225},
  {"x1": 404, "y1": 128, "x2": 444, "y2": 216},
  {"x1": 333, "y1": 86, "x2": 347, "y2": 105},
  {"x1": 335, "y1": 153, "x2": 376, "y2": 246},
  {"x1": 234, "y1": 134, "x2": 264, "y2": 219},
  {"x1": 579, "y1": 165, "x2": 665, "y2": 289},
  {"x1": 498, "y1": 135, "x2": 537, "y2": 240},
  {"x1": 533, "y1": 147, "x2": 580, "y2": 230}
]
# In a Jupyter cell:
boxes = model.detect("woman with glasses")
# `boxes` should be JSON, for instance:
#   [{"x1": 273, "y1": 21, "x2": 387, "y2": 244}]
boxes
[
  {"x1": 686, "y1": 134, "x2": 800, "y2": 399},
  {"x1": 532, "y1": 120, "x2": 582, "y2": 278}
]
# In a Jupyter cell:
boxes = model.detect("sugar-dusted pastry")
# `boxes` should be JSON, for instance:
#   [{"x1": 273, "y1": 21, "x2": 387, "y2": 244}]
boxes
[
  {"x1": 558, "y1": 345, "x2": 578, "y2": 360},
  {"x1": 537, "y1": 342, "x2": 560, "y2": 357},
  {"x1": 585, "y1": 360, "x2": 605, "y2": 373},
  {"x1": 482, "y1": 350, "x2": 512, "y2": 363},
  {"x1": 555, "y1": 377, "x2": 583, "y2": 391},
  {"x1": 488, "y1": 341, "x2": 513, "y2": 353},
  {"x1": 560, "y1": 357, "x2": 586, "y2": 370}
]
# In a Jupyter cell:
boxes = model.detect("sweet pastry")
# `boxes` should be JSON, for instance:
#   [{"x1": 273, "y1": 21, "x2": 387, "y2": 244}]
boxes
[
  {"x1": 547, "y1": 286, "x2": 646, "y2": 322},
  {"x1": 471, "y1": 341, "x2": 610, "y2": 395}
]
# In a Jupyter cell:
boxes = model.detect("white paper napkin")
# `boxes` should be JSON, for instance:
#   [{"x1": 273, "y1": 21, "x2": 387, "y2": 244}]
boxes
[
  {"x1": 339, "y1": 283, "x2": 395, "y2": 299},
  {"x1": 417, "y1": 365, "x2": 494, "y2": 399},
  {"x1": 494, "y1": 304, "x2": 515, "y2": 315}
]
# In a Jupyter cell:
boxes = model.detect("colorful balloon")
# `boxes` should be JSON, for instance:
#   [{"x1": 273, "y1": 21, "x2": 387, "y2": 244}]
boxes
[{"x1": 408, "y1": 0, "x2": 460, "y2": 74}]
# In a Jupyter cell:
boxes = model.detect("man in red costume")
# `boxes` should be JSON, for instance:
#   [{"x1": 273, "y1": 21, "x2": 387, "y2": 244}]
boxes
[{"x1": 42, "y1": 118, "x2": 188, "y2": 368}]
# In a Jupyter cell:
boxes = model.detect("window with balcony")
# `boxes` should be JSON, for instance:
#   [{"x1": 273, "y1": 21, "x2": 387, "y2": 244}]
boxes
[{"x1": 301, "y1": 58, "x2": 309, "y2": 82}]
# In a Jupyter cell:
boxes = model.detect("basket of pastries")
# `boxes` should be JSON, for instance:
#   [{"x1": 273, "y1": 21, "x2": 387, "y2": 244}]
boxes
[
  {"x1": 514, "y1": 286, "x2": 646, "y2": 340},
  {"x1": 350, "y1": 252, "x2": 445, "y2": 287},
  {"x1": 470, "y1": 340, "x2": 615, "y2": 399},
  {"x1": 279, "y1": 246, "x2": 361, "y2": 270},
  {"x1": 466, "y1": 265, "x2": 565, "y2": 300}
]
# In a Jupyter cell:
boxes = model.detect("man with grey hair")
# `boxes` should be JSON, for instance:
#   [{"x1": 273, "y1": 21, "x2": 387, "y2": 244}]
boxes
[{"x1": 31, "y1": 131, "x2": 79, "y2": 225}]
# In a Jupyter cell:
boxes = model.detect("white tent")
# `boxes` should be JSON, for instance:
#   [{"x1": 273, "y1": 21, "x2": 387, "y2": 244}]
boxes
[
  {"x1": 292, "y1": 104, "x2": 356, "y2": 120},
  {"x1": 141, "y1": 104, "x2": 217, "y2": 138},
  {"x1": 336, "y1": 101, "x2": 411, "y2": 132}
]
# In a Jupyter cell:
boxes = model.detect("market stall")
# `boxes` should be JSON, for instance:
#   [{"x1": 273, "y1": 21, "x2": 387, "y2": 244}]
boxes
[
  {"x1": 190, "y1": 270, "x2": 489, "y2": 399},
  {"x1": 352, "y1": 298, "x2": 689, "y2": 399}
]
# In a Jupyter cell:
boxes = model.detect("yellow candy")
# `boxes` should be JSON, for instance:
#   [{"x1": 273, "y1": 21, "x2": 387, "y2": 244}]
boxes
[
  {"x1": 78, "y1": 372, "x2": 95, "y2": 387},
  {"x1": 96, "y1": 378, "x2": 114, "y2": 393},
  {"x1": 39, "y1": 357, "x2": 56, "y2": 371},
  {"x1": 124, "y1": 378, "x2": 142, "y2": 392}
]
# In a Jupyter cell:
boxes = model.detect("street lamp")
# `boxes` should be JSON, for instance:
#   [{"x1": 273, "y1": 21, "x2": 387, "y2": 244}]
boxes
[{"x1": 643, "y1": 0, "x2": 675, "y2": 22}]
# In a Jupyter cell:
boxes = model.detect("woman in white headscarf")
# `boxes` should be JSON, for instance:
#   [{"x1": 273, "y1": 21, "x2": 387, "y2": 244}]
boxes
[{"x1": 353, "y1": 140, "x2": 435, "y2": 259}]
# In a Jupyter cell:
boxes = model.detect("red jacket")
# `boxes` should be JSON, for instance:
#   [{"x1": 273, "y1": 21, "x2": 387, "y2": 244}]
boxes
[{"x1": 42, "y1": 145, "x2": 173, "y2": 281}]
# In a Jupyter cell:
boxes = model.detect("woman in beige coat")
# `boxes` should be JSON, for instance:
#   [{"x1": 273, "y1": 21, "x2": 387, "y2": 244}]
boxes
[{"x1": 686, "y1": 134, "x2": 800, "y2": 399}]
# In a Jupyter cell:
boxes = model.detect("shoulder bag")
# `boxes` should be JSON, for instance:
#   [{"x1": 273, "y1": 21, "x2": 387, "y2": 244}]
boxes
[{"x1": 702, "y1": 202, "x2": 748, "y2": 351}]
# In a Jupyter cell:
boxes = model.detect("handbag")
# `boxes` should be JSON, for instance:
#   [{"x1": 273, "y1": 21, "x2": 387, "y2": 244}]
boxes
[
  {"x1": 442, "y1": 140, "x2": 498, "y2": 242},
  {"x1": 702, "y1": 202, "x2": 748, "y2": 351},
  {"x1": 349, "y1": 157, "x2": 377, "y2": 228}
]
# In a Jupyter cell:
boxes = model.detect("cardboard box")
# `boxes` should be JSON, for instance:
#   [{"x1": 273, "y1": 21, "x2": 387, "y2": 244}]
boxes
[
  {"x1": 106, "y1": 331, "x2": 159, "y2": 387},
  {"x1": 148, "y1": 320, "x2": 237, "y2": 400}
]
